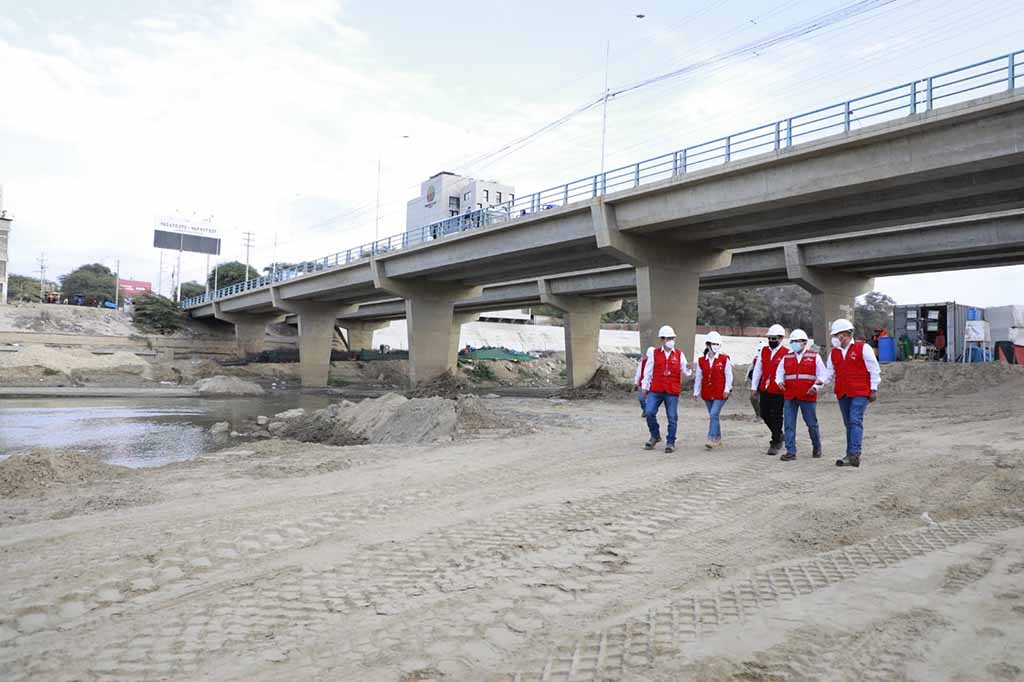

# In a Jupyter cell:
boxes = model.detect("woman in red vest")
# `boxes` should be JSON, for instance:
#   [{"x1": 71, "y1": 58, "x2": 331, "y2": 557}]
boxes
[
  {"x1": 640, "y1": 325, "x2": 693, "y2": 454},
  {"x1": 824, "y1": 318, "x2": 881, "y2": 468},
  {"x1": 693, "y1": 331, "x2": 733, "y2": 449},
  {"x1": 774, "y1": 328, "x2": 827, "y2": 461}
]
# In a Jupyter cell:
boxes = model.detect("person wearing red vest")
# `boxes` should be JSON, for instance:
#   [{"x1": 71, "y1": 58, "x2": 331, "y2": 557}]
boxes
[
  {"x1": 693, "y1": 331, "x2": 733, "y2": 449},
  {"x1": 824, "y1": 318, "x2": 881, "y2": 468},
  {"x1": 750, "y1": 323, "x2": 788, "y2": 455},
  {"x1": 633, "y1": 353, "x2": 649, "y2": 418},
  {"x1": 640, "y1": 325, "x2": 693, "y2": 454},
  {"x1": 774, "y1": 328, "x2": 828, "y2": 461}
]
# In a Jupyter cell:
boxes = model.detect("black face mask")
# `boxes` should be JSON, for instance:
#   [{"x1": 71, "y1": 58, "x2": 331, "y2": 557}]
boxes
[{"x1": 768, "y1": 339, "x2": 780, "y2": 349}]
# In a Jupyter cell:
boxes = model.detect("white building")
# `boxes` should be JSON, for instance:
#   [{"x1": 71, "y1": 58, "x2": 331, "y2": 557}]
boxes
[
  {"x1": 405, "y1": 171, "x2": 515, "y2": 231},
  {"x1": 0, "y1": 186, "x2": 11, "y2": 305}
]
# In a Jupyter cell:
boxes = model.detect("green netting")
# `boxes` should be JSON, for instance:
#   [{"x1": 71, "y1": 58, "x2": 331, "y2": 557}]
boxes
[{"x1": 463, "y1": 347, "x2": 535, "y2": 362}]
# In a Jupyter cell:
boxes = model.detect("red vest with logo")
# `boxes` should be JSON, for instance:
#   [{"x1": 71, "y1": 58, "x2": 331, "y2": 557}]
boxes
[
  {"x1": 831, "y1": 341, "x2": 872, "y2": 398},
  {"x1": 783, "y1": 351, "x2": 819, "y2": 402},
  {"x1": 758, "y1": 345, "x2": 786, "y2": 394},
  {"x1": 699, "y1": 353, "x2": 729, "y2": 400},
  {"x1": 650, "y1": 349, "x2": 683, "y2": 395}
]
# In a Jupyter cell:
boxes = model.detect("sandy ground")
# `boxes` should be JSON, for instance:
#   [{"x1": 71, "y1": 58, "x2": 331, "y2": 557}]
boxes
[{"x1": 1, "y1": 366, "x2": 1024, "y2": 681}]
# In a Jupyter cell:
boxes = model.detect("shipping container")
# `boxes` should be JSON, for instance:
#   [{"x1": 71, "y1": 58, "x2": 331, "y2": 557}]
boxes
[{"x1": 891, "y1": 302, "x2": 982, "y2": 361}]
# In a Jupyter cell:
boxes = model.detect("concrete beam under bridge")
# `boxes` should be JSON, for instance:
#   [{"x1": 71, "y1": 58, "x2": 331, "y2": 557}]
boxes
[
  {"x1": 270, "y1": 287, "x2": 356, "y2": 388},
  {"x1": 785, "y1": 243, "x2": 873, "y2": 345},
  {"x1": 539, "y1": 279, "x2": 621, "y2": 388},
  {"x1": 212, "y1": 303, "x2": 285, "y2": 358}
]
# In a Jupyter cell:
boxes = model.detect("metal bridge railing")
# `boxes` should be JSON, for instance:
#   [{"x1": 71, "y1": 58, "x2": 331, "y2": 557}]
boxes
[{"x1": 182, "y1": 50, "x2": 1022, "y2": 310}]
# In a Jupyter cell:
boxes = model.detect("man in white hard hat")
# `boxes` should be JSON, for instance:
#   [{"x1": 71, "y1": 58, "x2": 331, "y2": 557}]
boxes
[
  {"x1": 823, "y1": 318, "x2": 880, "y2": 468},
  {"x1": 774, "y1": 329, "x2": 828, "y2": 461},
  {"x1": 640, "y1": 324, "x2": 692, "y2": 453},
  {"x1": 750, "y1": 323, "x2": 788, "y2": 455},
  {"x1": 694, "y1": 331, "x2": 733, "y2": 449}
]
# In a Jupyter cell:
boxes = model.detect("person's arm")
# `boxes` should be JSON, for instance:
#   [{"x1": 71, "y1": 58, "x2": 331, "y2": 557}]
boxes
[
  {"x1": 633, "y1": 359, "x2": 643, "y2": 386},
  {"x1": 724, "y1": 358, "x2": 733, "y2": 396},
  {"x1": 640, "y1": 347, "x2": 655, "y2": 393},
  {"x1": 774, "y1": 355, "x2": 787, "y2": 389},
  {"x1": 693, "y1": 362, "x2": 703, "y2": 398},
  {"x1": 862, "y1": 343, "x2": 881, "y2": 397},
  {"x1": 680, "y1": 351, "x2": 693, "y2": 377},
  {"x1": 821, "y1": 351, "x2": 835, "y2": 386},
  {"x1": 750, "y1": 355, "x2": 762, "y2": 391}
]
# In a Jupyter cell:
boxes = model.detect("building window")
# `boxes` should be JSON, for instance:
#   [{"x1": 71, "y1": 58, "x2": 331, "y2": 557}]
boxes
[
  {"x1": 450, "y1": 210, "x2": 458, "y2": 217},
  {"x1": 495, "y1": 192, "x2": 502, "y2": 203},
  {"x1": 510, "y1": 194, "x2": 515, "y2": 204},
  {"x1": 449, "y1": 196, "x2": 460, "y2": 211},
  {"x1": 483, "y1": 189, "x2": 489, "y2": 202},
  {"x1": 463, "y1": 191, "x2": 471, "y2": 201},
  {"x1": 477, "y1": 203, "x2": 482, "y2": 209}
]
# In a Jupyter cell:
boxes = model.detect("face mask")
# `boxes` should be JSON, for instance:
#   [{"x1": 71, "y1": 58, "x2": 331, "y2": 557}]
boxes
[
  {"x1": 791, "y1": 341, "x2": 805, "y2": 353},
  {"x1": 710, "y1": 344, "x2": 721, "y2": 354},
  {"x1": 831, "y1": 337, "x2": 843, "y2": 349},
  {"x1": 664, "y1": 339, "x2": 675, "y2": 350},
  {"x1": 768, "y1": 339, "x2": 780, "y2": 349}
]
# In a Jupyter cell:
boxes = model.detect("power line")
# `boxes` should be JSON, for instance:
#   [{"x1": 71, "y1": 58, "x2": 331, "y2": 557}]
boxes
[
  {"x1": 36, "y1": 252, "x2": 46, "y2": 303},
  {"x1": 242, "y1": 231, "x2": 256, "y2": 281}
]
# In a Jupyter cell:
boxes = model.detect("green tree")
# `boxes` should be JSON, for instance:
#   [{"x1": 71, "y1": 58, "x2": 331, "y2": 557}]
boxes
[
  {"x1": 208, "y1": 261, "x2": 260, "y2": 290},
  {"x1": 854, "y1": 291, "x2": 896, "y2": 339},
  {"x1": 7, "y1": 274, "x2": 54, "y2": 302},
  {"x1": 132, "y1": 293, "x2": 185, "y2": 334},
  {"x1": 602, "y1": 299, "x2": 637, "y2": 323},
  {"x1": 179, "y1": 281, "x2": 206, "y2": 299},
  {"x1": 59, "y1": 263, "x2": 116, "y2": 301}
]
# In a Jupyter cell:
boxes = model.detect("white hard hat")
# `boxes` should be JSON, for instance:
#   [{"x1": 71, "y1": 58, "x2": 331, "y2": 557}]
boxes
[
  {"x1": 789, "y1": 328, "x2": 809, "y2": 342},
  {"x1": 705, "y1": 331, "x2": 723, "y2": 344},
  {"x1": 767, "y1": 324, "x2": 786, "y2": 337},
  {"x1": 830, "y1": 318, "x2": 855, "y2": 335},
  {"x1": 657, "y1": 325, "x2": 676, "y2": 338}
]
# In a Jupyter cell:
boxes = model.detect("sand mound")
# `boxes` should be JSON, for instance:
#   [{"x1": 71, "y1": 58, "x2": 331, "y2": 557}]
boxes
[
  {"x1": 407, "y1": 372, "x2": 469, "y2": 399},
  {"x1": 881, "y1": 362, "x2": 1024, "y2": 396},
  {"x1": 559, "y1": 367, "x2": 633, "y2": 400},
  {"x1": 0, "y1": 450, "x2": 130, "y2": 497},
  {"x1": 0, "y1": 346, "x2": 149, "y2": 378},
  {"x1": 194, "y1": 375, "x2": 265, "y2": 395},
  {"x1": 278, "y1": 392, "x2": 512, "y2": 445}
]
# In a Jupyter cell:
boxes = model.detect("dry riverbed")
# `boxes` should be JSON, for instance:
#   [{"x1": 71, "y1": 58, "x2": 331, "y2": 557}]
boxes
[{"x1": 1, "y1": 364, "x2": 1023, "y2": 681}]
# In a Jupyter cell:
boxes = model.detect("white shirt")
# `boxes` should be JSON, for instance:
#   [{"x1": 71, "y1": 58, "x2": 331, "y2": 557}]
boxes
[
  {"x1": 693, "y1": 351, "x2": 734, "y2": 398},
  {"x1": 823, "y1": 341, "x2": 881, "y2": 391},
  {"x1": 774, "y1": 348, "x2": 830, "y2": 394},
  {"x1": 641, "y1": 345, "x2": 693, "y2": 392},
  {"x1": 750, "y1": 343, "x2": 787, "y2": 391}
]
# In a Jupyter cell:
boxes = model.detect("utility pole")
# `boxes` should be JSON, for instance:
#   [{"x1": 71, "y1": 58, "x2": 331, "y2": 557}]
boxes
[
  {"x1": 242, "y1": 231, "x2": 255, "y2": 282},
  {"x1": 158, "y1": 251, "x2": 164, "y2": 297},
  {"x1": 600, "y1": 38, "x2": 611, "y2": 188},
  {"x1": 114, "y1": 259, "x2": 120, "y2": 308},
  {"x1": 36, "y1": 252, "x2": 46, "y2": 303}
]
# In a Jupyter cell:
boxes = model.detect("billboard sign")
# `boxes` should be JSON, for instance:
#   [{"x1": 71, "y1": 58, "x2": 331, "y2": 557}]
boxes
[{"x1": 153, "y1": 216, "x2": 221, "y2": 255}]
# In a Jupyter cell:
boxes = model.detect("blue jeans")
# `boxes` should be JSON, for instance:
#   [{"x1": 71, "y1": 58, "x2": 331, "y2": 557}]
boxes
[
  {"x1": 638, "y1": 393, "x2": 647, "y2": 414},
  {"x1": 838, "y1": 396, "x2": 869, "y2": 455},
  {"x1": 645, "y1": 392, "x2": 679, "y2": 444},
  {"x1": 704, "y1": 399, "x2": 725, "y2": 440},
  {"x1": 783, "y1": 399, "x2": 822, "y2": 455}
]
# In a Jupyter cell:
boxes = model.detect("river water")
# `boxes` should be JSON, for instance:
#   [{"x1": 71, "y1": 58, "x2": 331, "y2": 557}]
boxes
[{"x1": 0, "y1": 393, "x2": 341, "y2": 468}]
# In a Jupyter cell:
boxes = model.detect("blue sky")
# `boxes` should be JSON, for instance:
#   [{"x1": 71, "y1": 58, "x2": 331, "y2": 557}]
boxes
[{"x1": 1, "y1": 0, "x2": 1023, "y2": 305}]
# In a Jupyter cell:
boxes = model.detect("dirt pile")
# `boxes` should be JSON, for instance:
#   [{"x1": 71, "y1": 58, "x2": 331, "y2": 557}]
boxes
[
  {"x1": 881, "y1": 361, "x2": 1024, "y2": 396},
  {"x1": 194, "y1": 375, "x2": 265, "y2": 396},
  {"x1": 559, "y1": 367, "x2": 633, "y2": 400},
  {"x1": 0, "y1": 346, "x2": 151, "y2": 385},
  {"x1": 277, "y1": 392, "x2": 516, "y2": 445},
  {"x1": 406, "y1": 372, "x2": 469, "y2": 399},
  {"x1": 0, "y1": 450, "x2": 131, "y2": 497}
]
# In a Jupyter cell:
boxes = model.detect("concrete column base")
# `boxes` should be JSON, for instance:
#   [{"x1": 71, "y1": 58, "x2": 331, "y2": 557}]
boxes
[
  {"x1": 270, "y1": 289, "x2": 355, "y2": 387},
  {"x1": 540, "y1": 281, "x2": 622, "y2": 387},
  {"x1": 213, "y1": 304, "x2": 286, "y2": 358},
  {"x1": 338, "y1": 320, "x2": 389, "y2": 352},
  {"x1": 592, "y1": 200, "x2": 731, "y2": 357},
  {"x1": 785, "y1": 244, "x2": 874, "y2": 346},
  {"x1": 448, "y1": 312, "x2": 480, "y2": 370}
]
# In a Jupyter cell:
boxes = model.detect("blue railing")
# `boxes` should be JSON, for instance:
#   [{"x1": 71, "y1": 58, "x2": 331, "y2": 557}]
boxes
[{"x1": 183, "y1": 50, "x2": 1022, "y2": 310}]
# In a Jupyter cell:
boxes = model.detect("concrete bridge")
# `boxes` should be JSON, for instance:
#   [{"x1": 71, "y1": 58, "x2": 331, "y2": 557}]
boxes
[{"x1": 186, "y1": 55, "x2": 1024, "y2": 387}]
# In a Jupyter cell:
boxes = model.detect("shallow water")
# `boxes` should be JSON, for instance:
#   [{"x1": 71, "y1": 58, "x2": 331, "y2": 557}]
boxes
[{"x1": 0, "y1": 393, "x2": 338, "y2": 468}]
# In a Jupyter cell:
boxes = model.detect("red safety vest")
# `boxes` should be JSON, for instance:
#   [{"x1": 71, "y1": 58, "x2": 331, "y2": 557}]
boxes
[
  {"x1": 637, "y1": 355, "x2": 648, "y2": 385},
  {"x1": 783, "y1": 351, "x2": 819, "y2": 402},
  {"x1": 831, "y1": 341, "x2": 872, "y2": 398},
  {"x1": 649, "y1": 348, "x2": 683, "y2": 395},
  {"x1": 699, "y1": 353, "x2": 729, "y2": 400},
  {"x1": 758, "y1": 345, "x2": 786, "y2": 394}
]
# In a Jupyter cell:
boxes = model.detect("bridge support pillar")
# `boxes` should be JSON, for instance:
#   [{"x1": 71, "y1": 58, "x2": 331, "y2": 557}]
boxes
[
  {"x1": 593, "y1": 200, "x2": 731, "y2": 356},
  {"x1": 540, "y1": 280, "x2": 622, "y2": 387},
  {"x1": 270, "y1": 288, "x2": 356, "y2": 387},
  {"x1": 339, "y1": 320, "x2": 389, "y2": 352},
  {"x1": 785, "y1": 244, "x2": 874, "y2": 347},
  {"x1": 448, "y1": 312, "x2": 480, "y2": 371},
  {"x1": 213, "y1": 304, "x2": 286, "y2": 358},
  {"x1": 371, "y1": 259, "x2": 482, "y2": 386}
]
